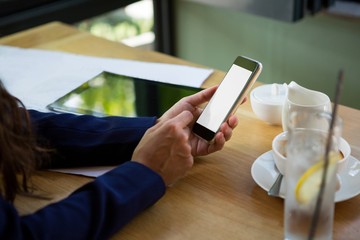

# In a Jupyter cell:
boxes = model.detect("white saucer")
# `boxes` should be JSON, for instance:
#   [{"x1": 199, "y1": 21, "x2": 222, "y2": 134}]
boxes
[{"x1": 251, "y1": 150, "x2": 360, "y2": 202}]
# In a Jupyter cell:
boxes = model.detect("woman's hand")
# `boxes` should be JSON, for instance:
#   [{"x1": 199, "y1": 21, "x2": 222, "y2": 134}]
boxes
[
  {"x1": 159, "y1": 86, "x2": 239, "y2": 157},
  {"x1": 132, "y1": 86, "x2": 240, "y2": 186},
  {"x1": 132, "y1": 110, "x2": 194, "y2": 186}
]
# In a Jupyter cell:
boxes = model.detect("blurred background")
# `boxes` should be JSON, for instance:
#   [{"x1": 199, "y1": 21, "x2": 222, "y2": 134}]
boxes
[
  {"x1": 75, "y1": 0, "x2": 155, "y2": 51},
  {"x1": 1, "y1": 0, "x2": 359, "y2": 109}
]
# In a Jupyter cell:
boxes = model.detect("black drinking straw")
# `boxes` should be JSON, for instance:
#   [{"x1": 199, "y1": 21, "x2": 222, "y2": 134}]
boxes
[{"x1": 308, "y1": 70, "x2": 344, "y2": 239}]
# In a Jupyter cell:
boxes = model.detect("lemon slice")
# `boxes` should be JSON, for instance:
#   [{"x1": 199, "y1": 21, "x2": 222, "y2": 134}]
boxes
[{"x1": 295, "y1": 153, "x2": 338, "y2": 204}]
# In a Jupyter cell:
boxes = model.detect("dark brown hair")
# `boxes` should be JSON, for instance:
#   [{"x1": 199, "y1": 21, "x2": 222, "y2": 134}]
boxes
[{"x1": 0, "y1": 80, "x2": 46, "y2": 202}]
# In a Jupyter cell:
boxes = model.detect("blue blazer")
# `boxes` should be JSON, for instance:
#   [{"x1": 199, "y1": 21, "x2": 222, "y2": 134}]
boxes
[{"x1": 0, "y1": 110, "x2": 166, "y2": 239}]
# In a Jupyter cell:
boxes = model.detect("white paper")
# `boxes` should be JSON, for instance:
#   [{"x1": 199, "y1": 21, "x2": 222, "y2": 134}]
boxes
[
  {"x1": 0, "y1": 46, "x2": 213, "y2": 112},
  {"x1": 49, "y1": 166, "x2": 116, "y2": 178}
]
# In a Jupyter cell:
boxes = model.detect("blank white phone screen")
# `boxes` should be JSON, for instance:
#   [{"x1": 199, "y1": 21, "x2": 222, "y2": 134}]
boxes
[{"x1": 197, "y1": 64, "x2": 252, "y2": 132}]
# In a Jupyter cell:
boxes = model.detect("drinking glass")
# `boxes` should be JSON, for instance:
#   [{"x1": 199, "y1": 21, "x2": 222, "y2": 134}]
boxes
[{"x1": 284, "y1": 111, "x2": 342, "y2": 240}]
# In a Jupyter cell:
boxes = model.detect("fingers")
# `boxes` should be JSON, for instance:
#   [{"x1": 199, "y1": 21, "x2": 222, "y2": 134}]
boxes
[
  {"x1": 159, "y1": 85, "x2": 218, "y2": 123},
  {"x1": 227, "y1": 115, "x2": 239, "y2": 129},
  {"x1": 210, "y1": 116, "x2": 236, "y2": 151},
  {"x1": 182, "y1": 85, "x2": 218, "y2": 107},
  {"x1": 208, "y1": 132, "x2": 226, "y2": 153},
  {"x1": 216, "y1": 115, "x2": 238, "y2": 141},
  {"x1": 168, "y1": 110, "x2": 194, "y2": 129}
]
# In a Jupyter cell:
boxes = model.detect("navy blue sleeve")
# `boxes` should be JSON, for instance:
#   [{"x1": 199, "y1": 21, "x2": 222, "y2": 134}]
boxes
[
  {"x1": 0, "y1": 162, "x2": 166, "y2": 239},
  {"x1": 29, "y1": 110, "x2": 157, "y2": 168}
]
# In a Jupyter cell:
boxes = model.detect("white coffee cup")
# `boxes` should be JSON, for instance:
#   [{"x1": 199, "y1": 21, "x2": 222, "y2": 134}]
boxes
[{"x1": 272, "y1": 131, "x2": 351, "y2": 176}]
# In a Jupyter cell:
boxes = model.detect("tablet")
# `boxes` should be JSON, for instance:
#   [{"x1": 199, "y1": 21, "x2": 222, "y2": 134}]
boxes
[{"x1": 47, "y1": 71, "x2": 202, "y2": 117}]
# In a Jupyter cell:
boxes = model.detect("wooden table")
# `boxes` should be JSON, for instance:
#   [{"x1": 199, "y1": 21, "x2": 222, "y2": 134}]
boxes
[{"x1": 1, "y1": 22, "x2": 359, "y2": 240}]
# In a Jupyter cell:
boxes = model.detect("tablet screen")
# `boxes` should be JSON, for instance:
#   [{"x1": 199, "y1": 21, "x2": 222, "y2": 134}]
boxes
[{"x1": 47, "y1": 71, "x2": 202, "y2": 117}]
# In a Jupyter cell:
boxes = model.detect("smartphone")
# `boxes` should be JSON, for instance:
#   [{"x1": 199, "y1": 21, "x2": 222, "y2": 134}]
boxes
[{"x1": 192, "y1": 56, "x2": 262, "y2": 142}]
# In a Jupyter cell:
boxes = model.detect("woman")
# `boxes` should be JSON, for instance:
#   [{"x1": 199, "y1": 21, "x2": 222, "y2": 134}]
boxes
[{"x1": 0, "y1": 80, "x2": 238, "y2": 239}]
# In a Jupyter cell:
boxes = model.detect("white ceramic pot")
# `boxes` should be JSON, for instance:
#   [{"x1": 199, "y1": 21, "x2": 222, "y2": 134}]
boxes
[{"x1": 282, "y1": 81, "x2": 332, "y2": 131}]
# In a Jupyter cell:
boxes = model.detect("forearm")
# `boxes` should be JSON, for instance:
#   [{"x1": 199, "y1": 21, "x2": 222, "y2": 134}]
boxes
[
  {"x1": 29, "y1": 110, "x2": 157, "y2": 168},
  {"x1": 1, "y1": 162, "x2": 165, "y2": 239}
]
